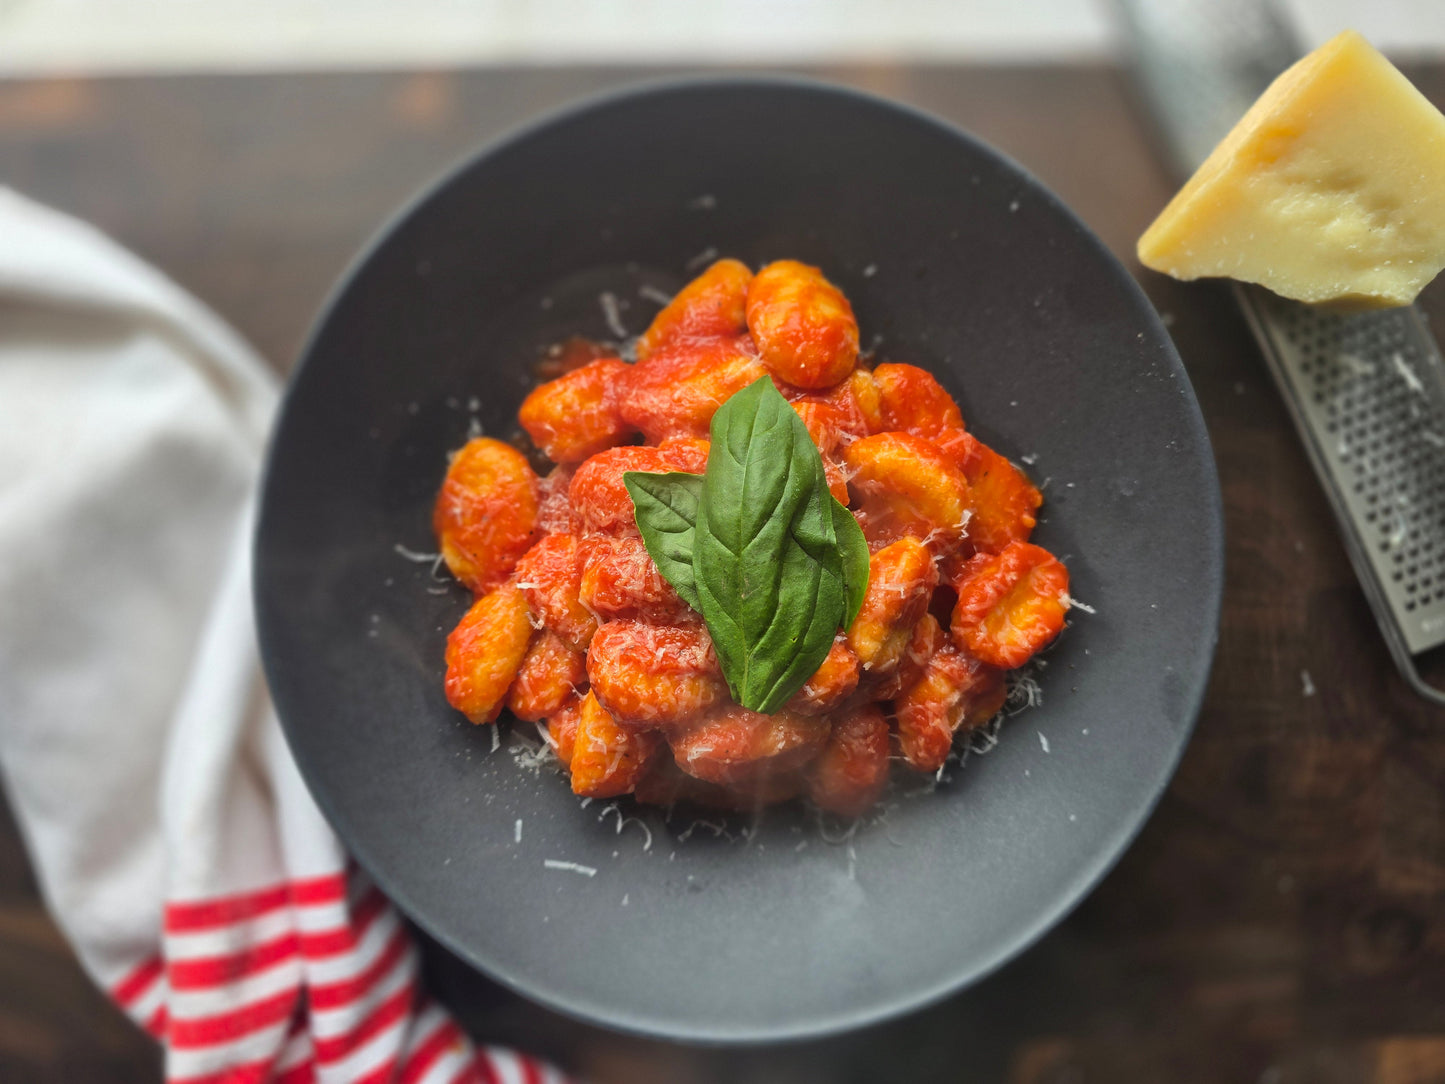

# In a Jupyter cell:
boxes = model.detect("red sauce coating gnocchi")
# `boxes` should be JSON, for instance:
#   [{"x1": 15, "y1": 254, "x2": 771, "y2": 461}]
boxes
[
  {"x1": 570, "y1": 691, "x2": 663, "y2": 798},
  {"x1": 578, "y1": 534, "x2": 693, "y2": 625},
  {"x1": 636, "y1": 258, "x2": 752, "y2": 361},
  {"x1": 895, "y1": 644, "x2": 1006, "y2": 772},
  {"x1": 784, "y1": 636, "x2": 860, "y2": 716},
  {"x1": 872, "y1": 611, "x2": 946, "y2": 701},
  {"x1": 535, "y1": 464, "x2": 579, "y2": 535},
  {"x1": 846, "y1": 537, "x2": 939, "y2": 676},
  {"x1": 844, "y1": 432, "x2": 973, "y2": 554},
  {"x1": 434, "y1": 438, "x2": 539, "y2": 593},
  {"x1": 444, "y1": 584, "x2": 534, "y2": 724},
  {"x1": 507, "y1": 631, "x2": 587, "y2": 722},
  {"x1": 544, "y1": 696, "x2": 582, "y2": 767},
  {"x1": 519, "y1": 357, "x2": 632, "y2": 463},
  {"x1": 780, "y1": 367, "x2": 883, "y2": 442},
  {"x1": 586, "y1": 620, "x2": 726, "y2": 729},
  {"x1": 513, "y1": 532, "x2": 596, "y2": 651},
  {"x1": 806, "y1": 704, "x2": 891, "y2": 817},
  {"x1": 951, "y1": 541, "x2": 1070, "y2": 669},
  {"x1": 669, "y1": 704, "x2": 830, "y2": 786},
  {"x1": 746, "y1": 260, "x2": 859, "y2": 389},
  {"x1": 432, "y1": 257, "x2": 1074, "y2": 816},
  {"x1": 958, "y1": 443, "x2": 1043, "y2": 556},
  {"x1": 616, "y1": 337, "x2": 766, "y2": 445},
  {"x1": 873, "y1": 363, "x2": 964, "y2": 438},
  {"x1": 568, "y1": 438, "x2": 708, "y2": 534}
]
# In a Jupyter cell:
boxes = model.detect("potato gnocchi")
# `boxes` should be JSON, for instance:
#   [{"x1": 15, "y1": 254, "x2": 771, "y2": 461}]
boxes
[{"x1": 435, "y1": 258, "x2": 1072, "y2": 815}]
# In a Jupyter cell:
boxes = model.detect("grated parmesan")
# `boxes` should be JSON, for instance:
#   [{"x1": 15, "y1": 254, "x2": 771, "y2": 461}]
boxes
[
  {"x1": 1393, "y1": 352, "x2": 1426, "y2": 395},
  {"x1": 393, "y1": 543, "x2": 440, "y2": 563},
  {"x1": 638, "y1": 284, "x2": 674, "y2": 307},
  {"x1": 677, "y1": 818, "x2": 732, "y2": 843},
  {"x1": 598, "y1": 803, "x2": 654, "y2": 852},
  {"x1": 599, "y1": 291, "x2": 628, "y2": 339},
  {"x1": 1338, "y1": 353, "x2": 1374, "y2": 378},
  {"x1": 967, "y1": 717, "x2": 1002, "y2": 755},
  {"x1": 543, "y1": 860, "x2": 597, "y2": 877},
  {"x1": 1006, "y1": 672, "x2": 1044, "y2": 714},
  {"x1": 509, "y1": 733, "x2": 559, "y2": 774},
  {"x1": 685, "y1": 246, "x2": 719, "y2": 271}
]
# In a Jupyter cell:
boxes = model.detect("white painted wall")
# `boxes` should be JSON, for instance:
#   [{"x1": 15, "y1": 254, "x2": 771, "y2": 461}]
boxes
[{"x1": 0, "y1": 0, "x2": 1440, "y2": 74}]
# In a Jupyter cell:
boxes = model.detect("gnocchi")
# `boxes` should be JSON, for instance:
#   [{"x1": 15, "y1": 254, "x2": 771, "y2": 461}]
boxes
[{"x1": 434, "y1": 258, "x2": 1073, "y2": 816}]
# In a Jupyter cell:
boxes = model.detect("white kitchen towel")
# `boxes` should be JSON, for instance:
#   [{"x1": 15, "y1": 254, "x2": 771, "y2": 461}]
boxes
[{"x1": 0, "y1": 187, "x2": 569, "y2": 1084}]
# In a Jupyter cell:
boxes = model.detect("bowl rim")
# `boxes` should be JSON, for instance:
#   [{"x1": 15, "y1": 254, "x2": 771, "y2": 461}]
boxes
[{"x1": 255, "y1": 71, "x2": 1225, "y2": 1043}]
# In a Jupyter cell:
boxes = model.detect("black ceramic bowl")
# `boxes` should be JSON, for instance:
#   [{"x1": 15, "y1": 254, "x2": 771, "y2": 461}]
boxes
[{"x1": 255, "y1": 77, "x2": 1222, "y2": 1042}]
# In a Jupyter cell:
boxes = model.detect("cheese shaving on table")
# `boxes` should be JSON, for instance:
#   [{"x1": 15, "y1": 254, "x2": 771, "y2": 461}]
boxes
[{"x1": 543, "y1": 859, "x2": 597, "y2": 877}]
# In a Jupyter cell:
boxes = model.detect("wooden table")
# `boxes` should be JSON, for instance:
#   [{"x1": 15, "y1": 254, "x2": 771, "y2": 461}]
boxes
[{"x1": 2, "y1": 63, "x2": 1443, "y2": 1084}]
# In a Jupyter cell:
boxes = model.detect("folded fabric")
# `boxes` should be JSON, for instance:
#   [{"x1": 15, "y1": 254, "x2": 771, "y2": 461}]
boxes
[{"x1": 0, "y1": 187, "x2": 569, "y2": 1084}]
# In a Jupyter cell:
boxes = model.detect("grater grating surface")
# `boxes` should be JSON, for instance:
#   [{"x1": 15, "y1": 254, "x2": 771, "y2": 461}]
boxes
[
  {"x1": 1117, "y1": 0, "x2": 1445, "y2": 699},
  {"x1": 1244, "y1": 292, "x2": 1445, "y2": 654}
]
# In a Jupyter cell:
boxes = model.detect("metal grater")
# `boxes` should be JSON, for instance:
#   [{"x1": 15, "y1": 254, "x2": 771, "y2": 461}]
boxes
[{"x1": 1116, "y1": 0, "x2": 1445, "y2": 703}]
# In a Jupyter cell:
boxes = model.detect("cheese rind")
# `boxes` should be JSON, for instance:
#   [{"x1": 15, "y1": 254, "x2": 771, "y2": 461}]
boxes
[{"x1": 1138, "y1": 30, "x2": 1445, "y2": 308}]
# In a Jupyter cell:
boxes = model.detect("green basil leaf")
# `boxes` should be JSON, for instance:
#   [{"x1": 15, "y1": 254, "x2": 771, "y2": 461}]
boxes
[
  {"x1": 623, "y1": 470, "x2": 703, "y2": 612},
  {"x1": 831, "y1": 496, "x2": 871, "y2": 628},
  {"x1": 692, "y1": 377, "x2": 850, "y2": 713}
]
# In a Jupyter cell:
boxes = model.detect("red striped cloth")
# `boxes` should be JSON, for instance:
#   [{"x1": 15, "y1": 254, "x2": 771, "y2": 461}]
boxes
[
  {"x1": 0, "y1": 189, "x2": 572, "y2": 1084},
  {"x1": 110, "y1": 871, "x2": 564, "y2": 1084}
]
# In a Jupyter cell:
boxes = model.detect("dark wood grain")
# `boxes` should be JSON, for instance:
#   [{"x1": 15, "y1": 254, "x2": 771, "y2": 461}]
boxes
[{"x1": 1, "y1": 62, "x2": 1442, "y2": 1083}]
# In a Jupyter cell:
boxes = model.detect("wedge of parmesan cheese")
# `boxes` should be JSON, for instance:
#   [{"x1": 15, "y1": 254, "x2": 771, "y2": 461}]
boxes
[{"x1": 1138, "y1": 30, "x2": 1445, "y2": 309}]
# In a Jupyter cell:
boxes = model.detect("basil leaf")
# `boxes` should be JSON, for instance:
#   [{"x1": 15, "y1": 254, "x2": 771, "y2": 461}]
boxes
[
  {"x1": 623, "y1": 470, "x2": 703, "y2": 611},
  {"x1": 831, "y1": 496, "x2": 871, "y2": 628},
  {"x1": 693, "y1": 377, "x2": 850, "y2": 713}
]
